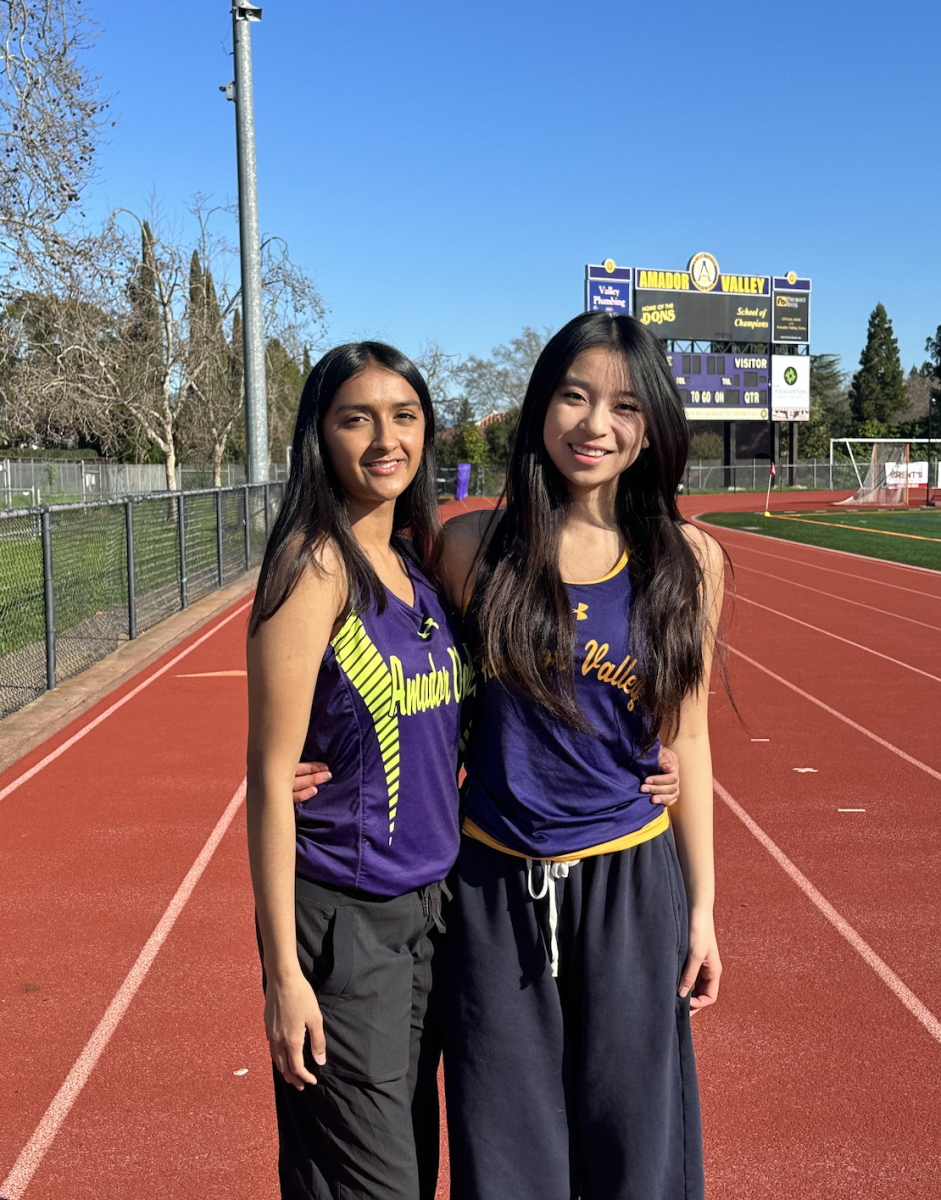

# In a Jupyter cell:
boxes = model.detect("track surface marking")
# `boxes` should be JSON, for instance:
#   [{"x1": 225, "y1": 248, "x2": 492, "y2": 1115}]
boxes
[
  {"x1": 713, "y1": 778, "x2": 941, "y2": 1044},
  {"x1": 1, "y1": 782, "x2": 247, "y2": 1200}
]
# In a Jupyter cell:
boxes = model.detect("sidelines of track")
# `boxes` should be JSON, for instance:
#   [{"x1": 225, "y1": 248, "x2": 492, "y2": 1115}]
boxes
[
  {"x1": 703, "y1": 537, "x2": 941, "y2": 601},
  {"x1": 690, "y1": 516, "x2": 941, "y2": 579}
]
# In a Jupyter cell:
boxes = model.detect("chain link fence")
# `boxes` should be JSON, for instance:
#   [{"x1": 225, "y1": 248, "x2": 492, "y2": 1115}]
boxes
[
  {"x1": 0, "y1": 458, "x2": 289, "y2": 509},
  {"x1": 0, "y1": 482, "x2": 283, "y2": 721},
  {"x1": 437, "y1": 460, "x2": 858, "y2": 496},
  {"x1": 683, "y1": 459, "x2": 860, "y2": 492}
]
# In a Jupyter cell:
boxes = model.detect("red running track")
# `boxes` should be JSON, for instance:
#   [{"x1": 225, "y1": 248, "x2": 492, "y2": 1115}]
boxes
[{"x1": 1, "y1": 493, "x2": 940, "y2": 1198}]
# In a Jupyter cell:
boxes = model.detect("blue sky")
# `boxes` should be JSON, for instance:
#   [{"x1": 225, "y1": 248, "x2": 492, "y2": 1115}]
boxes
[{"x1": 86, "y1": 0, "x2": 941, "y2": 379}]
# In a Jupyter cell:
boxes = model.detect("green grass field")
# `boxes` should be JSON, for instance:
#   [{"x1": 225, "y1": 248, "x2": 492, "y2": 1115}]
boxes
[
  {"x1": 0, "y1": 494, "x2": 261, "y2": 661},
  {"x1": 697, "y1": 507, "x2": 941, "y2": 571}
]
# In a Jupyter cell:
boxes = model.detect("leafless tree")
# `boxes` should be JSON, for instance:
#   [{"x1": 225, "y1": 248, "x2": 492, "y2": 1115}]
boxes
[
  {"x1": 0, "y1": 0, "x2": 109, "y2": 290},
  {"x1": 452, "y1": 326, "x2": 552, "y2": 420}
]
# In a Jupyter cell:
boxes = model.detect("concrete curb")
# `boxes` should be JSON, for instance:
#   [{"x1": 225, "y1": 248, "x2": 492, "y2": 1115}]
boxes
[{"x1": 0, "y1": 570, "x2": 258, "y2": 777}]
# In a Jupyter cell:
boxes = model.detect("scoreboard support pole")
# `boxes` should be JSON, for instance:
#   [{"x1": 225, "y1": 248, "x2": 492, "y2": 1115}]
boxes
[
  {"x1": 788, "y1": 420, "x2": 797, "y2": 486},
  {"x1": 723, "y1": 422, "x2": 737, "y2": 491}
]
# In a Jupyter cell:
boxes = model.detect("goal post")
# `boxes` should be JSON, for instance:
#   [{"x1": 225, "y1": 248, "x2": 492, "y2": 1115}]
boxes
[{"x1": 829, "y1": 438, "x2": 931, "y2": 505}]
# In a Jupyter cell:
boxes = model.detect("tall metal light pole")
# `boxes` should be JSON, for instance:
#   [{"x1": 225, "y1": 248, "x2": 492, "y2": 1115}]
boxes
[{"x1": 230, "y1": 2, "x2": 268, "y2": 483}]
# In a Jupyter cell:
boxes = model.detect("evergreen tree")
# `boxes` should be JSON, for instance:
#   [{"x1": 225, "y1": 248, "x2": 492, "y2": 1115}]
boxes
[
  {"x1": 799, "y1": 353, "x2": 851, "y2": 459},
  {"x1": 849, "y1": 304, "x2": 907, "y2": 435},
  {"x1": 452, "y1": 421, "x2": 491, "y2": 467},
  {"x1": 188, "y1": 248, "x2": 203, "y2": 316},
  {"x1": 925, "y1": 325, "x2": 941, "y2": 399}
]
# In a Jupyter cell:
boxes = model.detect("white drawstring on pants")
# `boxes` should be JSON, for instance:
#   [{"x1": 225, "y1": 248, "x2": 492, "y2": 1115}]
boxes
[{"x1": 525, "y1": 858, "x2": 578, "y2": 977}]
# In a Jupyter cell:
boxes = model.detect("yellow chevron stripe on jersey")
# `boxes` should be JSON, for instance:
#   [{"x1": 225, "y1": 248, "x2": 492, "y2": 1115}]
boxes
[{"x1": 331, "y1": 612, "x2": 400, "y2": 844}]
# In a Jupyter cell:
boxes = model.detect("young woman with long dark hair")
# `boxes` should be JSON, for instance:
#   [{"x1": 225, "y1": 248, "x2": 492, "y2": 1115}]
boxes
[
  {"x1": 437, "y1": 311, "x2": 724, "y2": 1200},
  {"x1": 245, "y1": 341, "x2": 473, "y2": 1200}
]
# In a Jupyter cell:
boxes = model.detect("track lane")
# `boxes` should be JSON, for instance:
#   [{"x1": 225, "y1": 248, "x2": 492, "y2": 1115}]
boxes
[
  {"x1": 702, "y1": 520, "x2": 941, "y2": 597},
  {"x1": 10, "y1": 790, "x2": 278, "y2": 1200},
  {"x1": 697, "y1": 791, "x2": 941, "y2": 1200},
  {"x1": 708, "y1": 650, "x2": 941, "y2": 1007},
  {"x1": 719, "y1": 573, "x2": 941, "y2": 771},
  {"x1": 0, "y1": 609, "x2": 253, "y2": 1177}
]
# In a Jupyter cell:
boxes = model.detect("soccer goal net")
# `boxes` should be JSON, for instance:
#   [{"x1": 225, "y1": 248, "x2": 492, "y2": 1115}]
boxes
[{"x1": 830, "y1": 439, "x2": 930, "y2": 505}]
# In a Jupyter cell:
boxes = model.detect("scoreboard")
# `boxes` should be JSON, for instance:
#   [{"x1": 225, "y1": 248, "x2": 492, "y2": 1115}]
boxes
[
  {"x1": 585, "y1": 254, "x2": 811, "y2": 423},
  {"x1": 668, "y1": 352, "x2": 769, "y2": 421}
]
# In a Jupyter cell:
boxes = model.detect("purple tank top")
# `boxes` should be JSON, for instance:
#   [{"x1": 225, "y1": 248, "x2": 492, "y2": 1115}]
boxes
[
  {"x1": 464, "y1": 551, "x2": 662, "y2": 857},
  {"x1": 296, "y1": 560, "x2": 474, "y2": 896}
]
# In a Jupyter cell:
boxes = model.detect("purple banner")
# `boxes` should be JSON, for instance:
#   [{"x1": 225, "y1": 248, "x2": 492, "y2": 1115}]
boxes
[{"x1": 456, "y1": 462, "x2": 471, "y2": 501}]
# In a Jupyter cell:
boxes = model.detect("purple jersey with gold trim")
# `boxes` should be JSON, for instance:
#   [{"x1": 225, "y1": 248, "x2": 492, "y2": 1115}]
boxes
[
  {"x1": 296, "y1": 562, "x2": 474, "y2": 895},
  {"x1": 464, "y1": 550, "x2": 662, "y2": 857}
]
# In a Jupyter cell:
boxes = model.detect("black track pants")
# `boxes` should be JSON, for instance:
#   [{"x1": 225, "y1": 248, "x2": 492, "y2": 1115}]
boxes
[
  {"x1": 442, "y1": 832, "x2": 704, "y2": 1200},
  {"x1": 262, "y1": 877, "x2": 443, "y2": 1200}
]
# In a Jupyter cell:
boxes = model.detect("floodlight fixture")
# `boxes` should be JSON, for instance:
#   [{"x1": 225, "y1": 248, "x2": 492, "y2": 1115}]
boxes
[{"x1": 233, "y1": 2, "x2": 262, "y2": 20}]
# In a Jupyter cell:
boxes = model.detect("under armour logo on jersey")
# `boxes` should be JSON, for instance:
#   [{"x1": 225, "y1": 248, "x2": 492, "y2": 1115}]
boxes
[
  {"x1": 418, "y1": 617, "x2": 440, "y2": 639},
  {"x1": 573, "y1": 603, "x2": 589, "y2": 621}
]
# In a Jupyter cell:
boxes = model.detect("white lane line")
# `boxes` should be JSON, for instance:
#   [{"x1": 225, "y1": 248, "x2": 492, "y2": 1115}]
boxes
[
  {"x1": 727, "y1": 541, "x2": 941, "y2": 601},
  {"x1": 839, "y1": 808, "x2": 866, "y2": 812},
  {"x1": 714, "y1": 779, "x2": 941, "y2": 1046},
  {"x1": 751, "y1": 738, "x2": 770, "y2": 742},
  {"x1": 730, "y1": 646, "x2": 941, "y2": 784},
  {"x1": 0, "y1": 780, "x2": 247, "y2": 1200},
  {"x1": 0, "y1": 600, "x2": 252, "y2": 805},
  {"x1": 176, "y1": 670, "x2": 247, "y2": 678},
  {"x1": 735, "y1": 563, "x2": 941, "y2": 631},
  {"x1": 737, "y1": 596, "x2": 941, "y2": 685}
]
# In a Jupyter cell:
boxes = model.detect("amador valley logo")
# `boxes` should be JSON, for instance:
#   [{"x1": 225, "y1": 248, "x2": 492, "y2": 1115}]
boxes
[
  {"x1": 688, "y1": 252, "x2": 720, "y2": 292},
  {"x1": 783, "y1": 365, "x2": 798, "y2": 386}
]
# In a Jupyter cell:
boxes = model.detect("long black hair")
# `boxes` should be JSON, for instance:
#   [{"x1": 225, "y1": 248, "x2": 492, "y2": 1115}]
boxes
[
  {"x1": 249, "y1": 341, "x2": 439, "y2": 634},
  {"x1": 469, "y1": 311, "x2": 721, "y2": 744}
]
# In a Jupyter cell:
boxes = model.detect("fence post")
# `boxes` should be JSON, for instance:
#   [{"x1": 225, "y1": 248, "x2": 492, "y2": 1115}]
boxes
[
  {"x1": 41, "y1": 509, "x2": 56, "y2": 691},
  {"x1": 244, "y1": 484, "x2": 251, "y2": 571},
  {"x1": 264, "y1": 481, "x2": 270, "y2": 537},
  {"x1": 216, "y1": 488, "x2": 225, "y2": 588},
  {"x1": 125, "y1": 500, "x2": 137, "y2": 640},
  {"x1": 179, "y1": 492, "x2": 188, "y2": 610}
]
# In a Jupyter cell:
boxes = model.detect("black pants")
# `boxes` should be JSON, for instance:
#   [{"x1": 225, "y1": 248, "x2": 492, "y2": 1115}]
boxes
[
  {"x1": 262, "y1": 876, "x2": 444, "y2": 1200},
  {"x1": 442, "y1": 832, "x2": 704, "y2": 1200}
]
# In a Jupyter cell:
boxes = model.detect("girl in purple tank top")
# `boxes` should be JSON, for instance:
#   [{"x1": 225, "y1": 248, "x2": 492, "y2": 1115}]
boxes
[
  {"x1": 436, "y1": 313, "x2": 726, "y2": 1200},
  {"x1": 246, "y1": 343, "x2": 473, "y2": 1200}
]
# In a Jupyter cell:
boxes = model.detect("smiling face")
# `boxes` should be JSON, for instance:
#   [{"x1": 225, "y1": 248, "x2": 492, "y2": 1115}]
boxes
[
  {"x1": 542, "y1": 346, "x2": 648, "y2": 497},
  {"x1": 320, "y1": 362, "x2": 426, "y2": 509}
]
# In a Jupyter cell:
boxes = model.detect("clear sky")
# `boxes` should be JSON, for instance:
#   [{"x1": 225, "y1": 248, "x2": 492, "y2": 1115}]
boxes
[{"x1": 85, "y1": 0, "x2": 941, "y2": 378}]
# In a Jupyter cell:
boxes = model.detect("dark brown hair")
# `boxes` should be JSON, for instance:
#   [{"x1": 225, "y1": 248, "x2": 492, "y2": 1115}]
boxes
[
  {"x1": 468, "y1": 311, "x2": 721, "y2": 745},
  {"x1": 249, "y1": 341, "x2": 440, "y2": 634}
]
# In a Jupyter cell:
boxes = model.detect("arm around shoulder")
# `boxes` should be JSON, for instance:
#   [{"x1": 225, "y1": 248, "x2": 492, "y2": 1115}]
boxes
[{"x1": 438, "y1": 507, "x2": 502, "y2": 612}]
